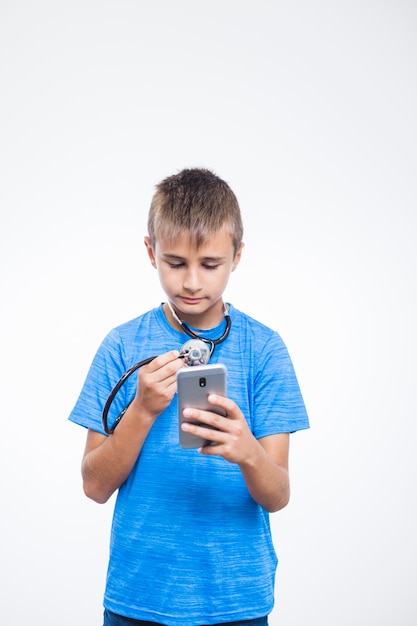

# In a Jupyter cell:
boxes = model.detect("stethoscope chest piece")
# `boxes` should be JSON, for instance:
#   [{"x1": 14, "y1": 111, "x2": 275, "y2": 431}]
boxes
[{"x1": 179, "y1": 338, "x2": 211, "y2": 366}]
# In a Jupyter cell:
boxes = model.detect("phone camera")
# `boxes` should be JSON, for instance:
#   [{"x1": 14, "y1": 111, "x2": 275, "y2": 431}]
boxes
[{"x1": 199, "y1": 377, "x2": 206, "y2": 387}]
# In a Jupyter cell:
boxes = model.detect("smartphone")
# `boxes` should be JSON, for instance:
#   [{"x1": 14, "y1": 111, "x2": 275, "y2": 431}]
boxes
[{"x1": 177, "y1": 363, "x2": 227, "y2": 449}]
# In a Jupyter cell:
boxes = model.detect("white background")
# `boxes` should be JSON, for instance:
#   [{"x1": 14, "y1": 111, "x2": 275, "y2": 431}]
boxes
[{"x1": 1, "y1": 1, "x2": 416, "y2": 624}]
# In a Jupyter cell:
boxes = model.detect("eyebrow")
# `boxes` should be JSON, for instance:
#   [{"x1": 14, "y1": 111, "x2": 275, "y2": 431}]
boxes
[{"x1": 162, "y1": 253, "x2": 227, "y2": 262}]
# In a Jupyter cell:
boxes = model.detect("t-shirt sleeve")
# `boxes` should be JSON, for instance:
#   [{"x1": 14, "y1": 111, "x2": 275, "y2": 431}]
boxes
[
  {"x1": 68, "y1": 329, "x2": 131, "y2": 435},
  {"x1": 252, "y1": 331, "x2": 309, "y2": 438}
]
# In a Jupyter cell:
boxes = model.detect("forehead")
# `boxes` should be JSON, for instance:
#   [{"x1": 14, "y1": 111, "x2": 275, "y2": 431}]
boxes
[{"x1": 155, "y1": 228, "x2": 235, "y2": 258}]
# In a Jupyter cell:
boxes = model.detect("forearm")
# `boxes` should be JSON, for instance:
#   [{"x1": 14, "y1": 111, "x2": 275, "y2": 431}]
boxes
[
  {"x1": 80, "y1": 350, "x2": 183, "y2": 503},
  {"x1": 82, "y1": 403, "x2": 156, "y2": 504},
  {"x1": 239, "y1": 441, "x2": 290, "y2": 513}
]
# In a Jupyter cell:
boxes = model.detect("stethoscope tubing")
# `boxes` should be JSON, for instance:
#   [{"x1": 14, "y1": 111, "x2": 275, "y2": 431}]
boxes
[{"x1": 101, "y1": 310, "x2": 231, "y2": 435}]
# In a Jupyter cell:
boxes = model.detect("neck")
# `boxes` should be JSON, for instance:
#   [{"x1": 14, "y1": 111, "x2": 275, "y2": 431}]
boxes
[{"x1": 164, "y1": 301, "x2": 227, "y2": 332}]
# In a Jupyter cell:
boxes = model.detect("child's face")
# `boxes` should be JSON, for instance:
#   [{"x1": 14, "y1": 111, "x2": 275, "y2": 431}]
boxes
[{"x1": 144, "y1": 227, "x2": 243, "y2": 326}]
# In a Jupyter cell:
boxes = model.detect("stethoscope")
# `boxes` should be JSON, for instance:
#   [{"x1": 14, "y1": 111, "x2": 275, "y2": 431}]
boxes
[{"x1": 101, "y1": 302, "x2": 231, "y2": 434}]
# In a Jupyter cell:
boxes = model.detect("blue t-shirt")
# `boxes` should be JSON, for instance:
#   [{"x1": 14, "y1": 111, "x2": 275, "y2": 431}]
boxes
[{"x1": 69, "y1": 304, "x2": 309, "y2": 625}]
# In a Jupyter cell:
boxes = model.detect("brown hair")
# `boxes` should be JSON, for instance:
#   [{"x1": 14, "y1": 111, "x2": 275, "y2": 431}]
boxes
[{"x1": 147, "y1": 168, "x2": 243, "y2": 255}]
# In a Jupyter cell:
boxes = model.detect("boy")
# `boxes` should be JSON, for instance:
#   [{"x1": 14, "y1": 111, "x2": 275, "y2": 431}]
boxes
[{"x1": 69, "y1": 168, "x2": 309, "y2": 626}]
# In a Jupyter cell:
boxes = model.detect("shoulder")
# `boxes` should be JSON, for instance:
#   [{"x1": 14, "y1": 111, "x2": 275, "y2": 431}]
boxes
[
  {"x1": 93, "y1": 308, "x2": 161, "y2": 366},
  {"x1": 227, "y1": 305, "x2": 295, "y2": 377},
  {"x1": 99, "y1": 305, "x2": 178, "y2": 368},
  {"x1": 106, "y1": 307, "x2": 161, "y2": 344},
  {"x1": 228, "y1": 304, "x2": 285, "y2": 348}
]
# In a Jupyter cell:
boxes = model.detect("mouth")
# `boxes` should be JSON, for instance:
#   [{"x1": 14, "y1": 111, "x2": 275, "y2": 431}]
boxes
[{"x1": 179, "y1": 297, "x2": 203, "y2": 305}]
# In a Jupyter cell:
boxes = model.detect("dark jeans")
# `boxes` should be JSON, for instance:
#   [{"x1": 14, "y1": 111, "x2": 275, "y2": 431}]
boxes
[{"x1": 103, "y1": 609, "x2": 268, "y2": 626}]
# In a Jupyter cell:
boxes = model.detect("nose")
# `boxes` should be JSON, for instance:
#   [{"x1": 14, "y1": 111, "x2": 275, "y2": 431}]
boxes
[{"x1": 183, "y1": 266, "x2": 201, "y2": 293}]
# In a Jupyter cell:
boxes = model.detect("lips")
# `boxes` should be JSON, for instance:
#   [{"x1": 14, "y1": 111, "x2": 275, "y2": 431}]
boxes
[{"x1": 180, "y1": 297, "x2": 203, "y2": 305}]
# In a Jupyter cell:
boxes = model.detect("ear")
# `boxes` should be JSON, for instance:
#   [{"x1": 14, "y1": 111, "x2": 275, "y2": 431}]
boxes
[
  {"x1": 144, "y1": 236, "x2": 157, "y2": 268},
  {"x1": 232, "y1": 242, "x2": 244, "y2": 272}
]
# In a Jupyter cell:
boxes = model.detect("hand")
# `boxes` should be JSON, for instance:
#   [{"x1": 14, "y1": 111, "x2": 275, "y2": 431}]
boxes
[
  {"x1": 181, "y1": 394, "x2": 258, "y2": 464},
  {"x1": 132, "y1": 350, "x2": 184, "y2": 419}
]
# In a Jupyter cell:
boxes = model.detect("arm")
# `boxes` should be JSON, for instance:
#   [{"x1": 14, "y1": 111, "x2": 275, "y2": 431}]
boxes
[
  {"x1": 82, "y1": 350, "x2": 184, "y2": 504},
  {"x1": 180, "y1": 396, "x2": 290, "y2": 513},
  {"x1": 239, "y1": 433, "x2": 290, "y2": 513}
]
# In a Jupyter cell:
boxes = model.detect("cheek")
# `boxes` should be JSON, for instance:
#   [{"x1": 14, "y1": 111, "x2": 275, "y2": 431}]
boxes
[
  {"x1": 213, "y1": 269, "x2": 233, "y2": 291},
  {"x1": 157, "y1": 267, "x2": 178, "y2": 291}
]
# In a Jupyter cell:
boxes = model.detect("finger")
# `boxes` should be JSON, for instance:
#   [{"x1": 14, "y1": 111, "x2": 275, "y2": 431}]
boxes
[
  {"x1": 206, "y1": 394, "x2": 238, "y2": 418},
  {"x1": 181, "y1": 408, "x2": 234, "y2": 443},
  {"x1": 144, "y1": 350, "x2": 184, "y2": 380},
  {"x1": 147, "y1": 350, "x2": 181, "y2": 371},
  {"x1": 181, "y1": 420, "x2": 227, "y2": 445},
  {"x1": 182, "y1": 407, "x2": 229, "y2": 430}
]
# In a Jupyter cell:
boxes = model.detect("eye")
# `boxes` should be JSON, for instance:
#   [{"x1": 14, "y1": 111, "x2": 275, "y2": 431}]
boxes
[
  {"x1": 168, "y1": 262, "x2": 185, "y2": 269},
  {"x1": 203, "y1": 264, "x2": 220, "y2": 270}
]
